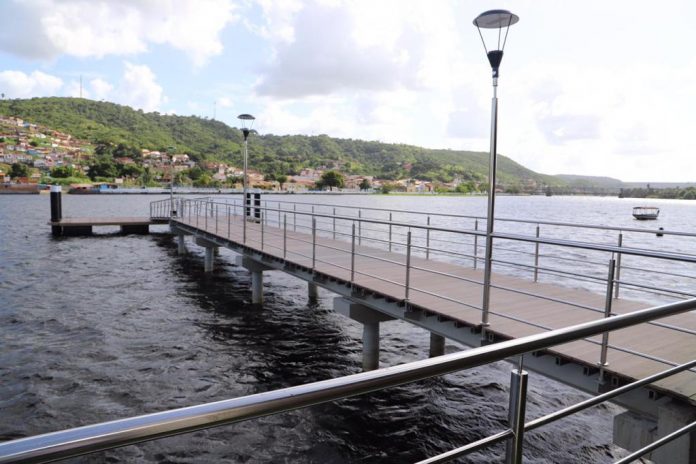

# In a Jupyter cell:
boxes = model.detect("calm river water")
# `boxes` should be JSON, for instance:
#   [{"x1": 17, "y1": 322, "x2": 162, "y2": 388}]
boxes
[{"x1": 1, "y1": 193, "x2": 693, "y2": 463}]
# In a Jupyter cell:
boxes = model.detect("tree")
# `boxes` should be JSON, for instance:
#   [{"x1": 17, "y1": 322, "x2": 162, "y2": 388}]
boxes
[
  {"x1": 276, "y1": 175, "x2": 288, "y2": 190},
  {"x1": 51, "y1": 166, "x2": 78, "y2": 178},
  {"x1": 10, "y1": 162, "x2": 30, "y2": 179},
  {"x1": 87, "y1": 156, "x2": 118, "y2": 180},
  {"x1": 359, "y1": 178, "x2": 371, "y2": 191},
  {"x1": 320, "y1": 170, "x2": 344, "y2": 191}
]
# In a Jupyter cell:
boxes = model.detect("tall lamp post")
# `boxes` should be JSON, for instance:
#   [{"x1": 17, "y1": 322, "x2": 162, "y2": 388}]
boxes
[
  {"x1": 473, "y1": 10, "x2": 519, "y2": 342},
  {"x1": 167, "y1": 146, "x2": 176, "y2": 217},
  {"x1": 238, "y1": 113, "x2": 255, "y2": 242}
]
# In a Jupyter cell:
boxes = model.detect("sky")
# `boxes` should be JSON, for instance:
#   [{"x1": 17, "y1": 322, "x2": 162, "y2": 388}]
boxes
[{"x1": 1, "y1": 0, "x2": 695, "y2": 182}]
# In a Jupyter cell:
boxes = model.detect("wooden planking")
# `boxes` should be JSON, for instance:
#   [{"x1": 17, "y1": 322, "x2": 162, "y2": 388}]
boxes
[{"x1": 176, "y1": 214, "x2": 696, "y2": 402}]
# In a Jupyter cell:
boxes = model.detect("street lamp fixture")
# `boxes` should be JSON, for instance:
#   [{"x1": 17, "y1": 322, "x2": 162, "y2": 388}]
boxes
[
  {"x1": 238, "y1": 113, "x2": 255, "y2": 242},
  {"x1": 473, "y1": 9, "x2": 519, "y2": 342}
]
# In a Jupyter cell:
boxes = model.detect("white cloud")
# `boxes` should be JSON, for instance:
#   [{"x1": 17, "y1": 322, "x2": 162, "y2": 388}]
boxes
[
  {"x1": 115, "y1": 62, "x2": 165, "y2": 112},
  {"x1": 0, "y1": 70, "x2": 63, "y2": 98},
  {"x1": 0, "y1": 0, "x2": 238, "y2": 66},
  {"x1": 217, "y1": 96, "x2": 233, "y2": 108},
  {"x1": 90, "y1": 78, "x2": 114, "y2": 101}
]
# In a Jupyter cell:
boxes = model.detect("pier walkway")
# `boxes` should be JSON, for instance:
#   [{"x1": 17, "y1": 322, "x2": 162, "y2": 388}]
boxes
[{"x1": 165, "y1": 199, "x2": 696, "y2": 412}]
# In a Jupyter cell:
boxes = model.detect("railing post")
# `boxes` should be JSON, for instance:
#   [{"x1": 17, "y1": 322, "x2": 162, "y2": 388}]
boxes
[
  {"x1": 205, "y1": 201, "x2": 208, "y2": 230},
  {"x1": 333, "y1": 207, "x2": 337, "y2": 240},
  {"x1": 243, "y1": 202, "x2": 247, "y2": 244},
  {"x1": 473, "y1": 219, "x2": 479, "y2": 269},
  {"x1": 351, "y1": 222, "x2": 356, "y2": 285},
  {"x1": 405, "y1": 230, "x2": 412, "y2": 301},
  {"x1": 505, "y1": 367, "x2": 529, "y2": 464},
  {"x1": 312, "y1": 217, "x2": 317, "y2": 272},
  {"x1": 196, "y1": 201, "x2": 199, "y2": 227},
  {"x1": 598, "y1": 258, "x2": 616, "y2": 384},
  {"x1": 426, "y1": 216, "x2": 430, "y2": 260},
  {"x1": 278, "y1": 202, "x2": 281, "y2": 227},
  {"x1": 358, "y1": 209, "x2": 362, "y2": 245},
  {"x1": 283, "y1": 214, "x2": 287, "y2": 259},
  {"x1": 533, "y1": 225, "x2": 540, "y2": 282},
  {"x1": 215, "y1": 204, "x2": 218, "y2": 234},
  {"x1": 228, "y1": 205, "x2": 231, "y2": 239},
  {"x1": 614, "y1": 232, "x2": 623, "y2": 298},
  {"x1": 389, "y1": 212, "x2": 393, "y2": 252},
  {"x1": 293, "y1": 204, "x2": 297, "y2": 232},
  {"x1": 261, "y1": 208, "x2": 265, "y2": 250}
]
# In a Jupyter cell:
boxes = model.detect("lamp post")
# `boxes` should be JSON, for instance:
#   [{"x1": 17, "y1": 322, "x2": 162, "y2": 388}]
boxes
[
  {"x1": 238, "y1": 114, "x2": 255, "y2": 242},
  {"x1": 167, "y1": 146, "x2": 176, "y2": 217},
  {"x1": 473, "y1": 9, "x2": 519, "y2": 342}
]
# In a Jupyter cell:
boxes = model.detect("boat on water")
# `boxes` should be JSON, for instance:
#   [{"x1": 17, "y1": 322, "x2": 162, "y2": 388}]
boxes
[
  {"x1": 68, "y1": 182, "x2": 119, "y2": 194},
  {"x1": 632, "y1": 206, "x2": 659, "y2": 220}
]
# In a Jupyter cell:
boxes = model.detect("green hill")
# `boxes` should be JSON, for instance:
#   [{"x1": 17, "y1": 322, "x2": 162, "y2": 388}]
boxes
[{"x1": 0, "y1": 97, "x2": 562, "y2": 186}]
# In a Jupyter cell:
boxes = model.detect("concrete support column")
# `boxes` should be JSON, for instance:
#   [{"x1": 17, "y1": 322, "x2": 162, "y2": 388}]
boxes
[
  {"x1": 308, "y1": 282, "x2": 319, "y2": 302},
  {"x1": 204, "y1": 247, "x2": 215, "y2": 272},
  {"x1": 614, "y1": 400, "x2": 696, "y2": 464},
  {"x1": 334, "y1": 298, "x2": 395, "y2": 372},
  {"x1": 177, "y1": 234, "x2": 186, "y2": 255},
  {"x1": 235, "y1": 255, "x2": 273, "y2": 306},
  {"x1": 429, "y1": 332, "x2": 446, "y2": 358},
  {"x1": 251, "y1": 271, "x2": 264, "y2": 304},
  {"x1": 362, "y1": 322, "x2": 380, "y2": 371}
]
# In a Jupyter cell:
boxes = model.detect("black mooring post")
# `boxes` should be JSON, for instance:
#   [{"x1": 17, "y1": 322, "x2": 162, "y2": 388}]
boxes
[{"x1": 50, "y1": 185, "x2": 62, "y2": 236}]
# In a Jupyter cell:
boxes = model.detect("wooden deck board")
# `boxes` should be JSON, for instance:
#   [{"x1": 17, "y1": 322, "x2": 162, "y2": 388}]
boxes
[{"x1": 176, "y1": 215, "x2": 696, "y2": 402}]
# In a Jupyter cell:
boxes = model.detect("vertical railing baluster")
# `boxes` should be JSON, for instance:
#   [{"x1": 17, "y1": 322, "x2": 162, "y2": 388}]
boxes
[
  {"x1": 426, "y1": 216, "x2": 431, "y2": 260},
  {"x1": 505, "y1": 365, "x2": 528, "y2": 464},
  {"x1": 389, "y1": 212, "x2": 393, "y2": 252},
  {"x1": 293, "y1": 204, "x2": 297, "y2": 232},
  {"x1": 351, "y1": 222, "x2": 356, "y2": 286},
  {"x1": 333, "y1": 208, "x2": 336, "y2": 240},
  {"x1": 533, "y1": 224, "x2": 540, "y2": 282},
  {"x1": 614, "y1": 232, "x2": 623, "y2": 298},
  {"x1": 227, "y1": 205, "x2": 231, "y2": 239},
  {"x1": 243, "y1": 201, "x2": 247, "y2": 244},
  {"x1": 473, "y1": 219, "x2": 479, "y2": 269},
  {"x1": 312, "y1": 217, "x2": 317, "y2": 272},
  {"x1": 283, "y1": 214, "x2": 287, "y2": 259},
  {"x1": 278, "y1": 202, "x2": 281, "y2": 227},
  {"x1": 358, "y1": 210, "x2": 362, "y2": 245},
  {"x1": 215, "y1": 204, "x2": 218, "y2": 234},
  {"x1": 405, "y1": 231, "x2": 412, "y2": 301},
  {"x1": 261, "y1": 209, "x2": 265, "y2": 250},
  {"x1": 598, "y1": 259, "x2": 616, "y2": 385},
  {"x1": 205, "y1": 201, "x2": 208, "y2": 230}
]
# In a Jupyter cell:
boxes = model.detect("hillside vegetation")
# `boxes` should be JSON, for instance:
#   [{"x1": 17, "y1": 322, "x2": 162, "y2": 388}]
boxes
[{"x1": 0, "y1": 97, "x2": 563, "y2": 186}]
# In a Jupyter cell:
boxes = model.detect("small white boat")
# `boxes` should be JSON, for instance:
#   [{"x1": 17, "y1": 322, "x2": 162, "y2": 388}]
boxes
[{"x1": 632, "y1": 206, "x2": 659, "y2": 220}]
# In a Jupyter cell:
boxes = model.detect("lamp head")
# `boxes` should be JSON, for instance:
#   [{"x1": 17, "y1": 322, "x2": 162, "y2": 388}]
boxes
[
  {"x1": 473, "y1": 9, "x2": 519, "y2": 80},
  {"x1": 237, "y1": 113, "x2": 256, "y2": 140}
]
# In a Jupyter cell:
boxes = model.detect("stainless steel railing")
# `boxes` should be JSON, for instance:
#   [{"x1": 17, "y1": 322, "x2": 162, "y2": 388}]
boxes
[
  {"x1": 1, "y1": 298, "x2": 694, "y2": 464},
  {"x1": 166, "y1": 198, "x2": 696, "y2": 373}
]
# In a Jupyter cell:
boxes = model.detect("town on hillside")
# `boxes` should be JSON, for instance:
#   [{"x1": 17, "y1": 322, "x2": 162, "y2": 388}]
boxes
[{"x1": 0, "y1": 115, "x2": 492, "y2": 194}]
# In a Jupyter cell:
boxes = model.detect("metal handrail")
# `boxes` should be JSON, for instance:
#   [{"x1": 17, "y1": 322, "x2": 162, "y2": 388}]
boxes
[{"x1": 2, "y1": 299, "x2": 694, "y2": 464}]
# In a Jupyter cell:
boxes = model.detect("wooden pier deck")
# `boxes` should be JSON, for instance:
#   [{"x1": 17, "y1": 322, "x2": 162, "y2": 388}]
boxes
[
  {"x1": 50, "y1": 217, "x2": 168, "y2": 235},
  {"x1": 173, "y1": 213, "x2": 696, "y2": 404}
]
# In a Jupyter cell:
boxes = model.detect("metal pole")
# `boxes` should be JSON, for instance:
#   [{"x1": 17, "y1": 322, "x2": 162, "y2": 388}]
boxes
[
  {"x1": 505, "y1": 368, "x2": 528, "y2": 464},
  {"x1": 358, "y1": 210, "x2": 362, "y2": 245},
  {"x1": 312, "y1": 217, "x2": 317, "y2": 272},
  {"x1": 293, "y1": 204, "x2": 297, "y2": 232},
  {"x1": 614, "y1": 233, "x2": 623, "y2": 298},
  {"x1": 389, "y1": 212, "x2": 393, "y2": 252},
  {"x1": 351, "y1": 222, "x2": 356, "y2": 285},
  {"x1": 333, "y1": 208, "x2": 336, "y2": 240},
  {"x1": 426, "y1": 216, "x2": 430, "y2": 260},
  {"x1": 278, "y1": 202, "x2": 280, "y2": 227},
  {"x1": 481, "y1": 81, "x2": 499, "y2": 341},
  {"x1": 261, "y1": 210, "x2": 265, "y2": 250},
  {"x1": 215, "y1": 204, "x2": 218, "y2": 234},
  {"x1": 169, "y1": 161, "x2": 174, "y2": 217},
  {"x1": 598, "y1": 259, "x2": 616, "y2": 383},
  {"x1": 243, "y1": 137, "x2": 248, "y2": 221},
  {"x1": 228, "y1": 206, "x2": 231, "y2": 239},
  {"x1": 205, "y1": 201, "x2": 208, "y2": 230},
  {"x1": 405, "y1": 231, "x2": 412, "y2": 301},
  {"x1": 283, "y1": 214, "x2": 287, "y2": 259},
  {"x1": 533, "y1": 225, "x2": 540, "y2": 282},
  {"x1": 473, "y1": 219, "x2": 479, "y2": 269}
]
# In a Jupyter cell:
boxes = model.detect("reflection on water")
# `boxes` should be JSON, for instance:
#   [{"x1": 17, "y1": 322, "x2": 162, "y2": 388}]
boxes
[{"x1": 2, "y1": 193, "x2": 688, "y2": 462}]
